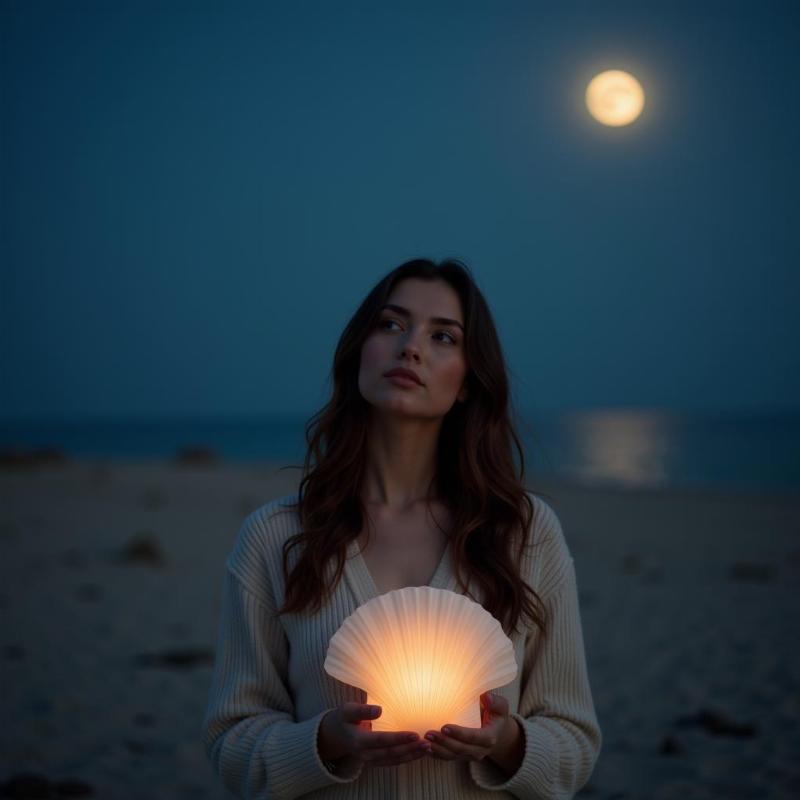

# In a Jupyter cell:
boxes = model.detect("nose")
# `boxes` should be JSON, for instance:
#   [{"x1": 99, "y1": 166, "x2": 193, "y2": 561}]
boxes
[
  {"x1": 399, "y1": 344, "x2": 421, "y2": 362},
  {"x1": 398, "y1": 332, "x2": 422, "y2": 362}
]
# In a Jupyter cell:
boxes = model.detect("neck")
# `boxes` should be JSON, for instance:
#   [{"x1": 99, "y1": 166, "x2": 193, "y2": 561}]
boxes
[{"x1": 362, "y1": 412, "x2": 442, "y2": 511}]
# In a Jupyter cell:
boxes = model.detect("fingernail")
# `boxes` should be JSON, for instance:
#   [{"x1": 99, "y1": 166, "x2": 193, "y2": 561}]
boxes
[
  {"x1": 425, "y1": 733, "x2": 436, "y2": 741},
  {"x1": 442, "y1": 727, "x2": 451, "y2": 735}
]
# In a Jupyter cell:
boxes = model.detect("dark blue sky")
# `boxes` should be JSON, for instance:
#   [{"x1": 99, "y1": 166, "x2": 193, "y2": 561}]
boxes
[{"x1": 2, "y1": 0, "x2": 798, "y2": 420}]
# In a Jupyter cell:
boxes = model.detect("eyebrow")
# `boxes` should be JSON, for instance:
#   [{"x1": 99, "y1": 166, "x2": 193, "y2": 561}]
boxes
[{"x1": 380, "y1": 304, "x2": 464, "y2": 332}]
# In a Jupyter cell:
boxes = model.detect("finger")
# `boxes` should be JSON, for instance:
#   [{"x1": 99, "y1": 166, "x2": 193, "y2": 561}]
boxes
[
  {"x1": 425, "y1": 739, "x2": 464, "y2": 761},
  {"x1": 360, "y1": 739, "x2": 431, "y2": 763},
  {"x1": 341, "y1": 703, "x2": 381, "y2": 724},
  {"x1": 480, "y1": 699, "x2": 494, "y2": 727},
  {"x1": 438, "y1": 725, "x2": 482, "y2": 744},
  {"x1": 357, "y1": 731, "x2": 421, "y2": 750},
  {"x1": 427, "y1": 730, "x2": 491, "y2": 760},
  {"x1": 486, "y1": 692, "x2": 509, "y2": 715},
  {"x1": 364, "y1": 746, "x2": 430, "y2": 767}
]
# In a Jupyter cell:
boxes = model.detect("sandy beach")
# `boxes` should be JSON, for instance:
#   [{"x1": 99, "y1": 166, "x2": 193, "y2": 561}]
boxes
[{"x1": 0, "y1": 459, "x2": 798, "y2": 799}]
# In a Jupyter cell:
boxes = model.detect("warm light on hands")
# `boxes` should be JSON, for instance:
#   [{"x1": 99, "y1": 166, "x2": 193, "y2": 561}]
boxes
[
  {"x1": 423, "y1": 691, "x2": 514, "y2": 763},
  {"x1": 318, "y1": 703, "x2": 432, "y2": 768}
]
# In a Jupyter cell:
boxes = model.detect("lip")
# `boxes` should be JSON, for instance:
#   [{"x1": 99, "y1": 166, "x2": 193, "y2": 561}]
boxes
[{"x1": 384, "y1": 368, "x2": 423, "y2": 386}]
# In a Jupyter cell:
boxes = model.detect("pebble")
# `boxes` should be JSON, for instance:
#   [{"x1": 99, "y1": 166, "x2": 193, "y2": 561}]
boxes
[
  {"x1": 658, "y1": 736, "x2": 684, "y2": 755},
  {"x1": 673, "y1": 708, "x2": 757, "y2": 737},
  {"x1": 0, "y1": 774, "x2": 95, "y2": 799},
  {"x1": 114, "y1": 534, "x2": 167, "y2": 567},
  {"x1": 132, "y1": 712, "x2": 158, "y2": 728},
  {"x1": 0, "y1": 772, "x2": 52, "y2": 799},
  {"x1": 2, "y1": 644, "x2": 26, "y2": 661},
  {"x1": 132, "y1": 647, "x2": 214, "y2": 670},
  {"x1": 54, "y1": 779, "x2": 95, "y2": 797},
  {"x1": 728, "y1": 562, "x2": 776, "y2": 583}
]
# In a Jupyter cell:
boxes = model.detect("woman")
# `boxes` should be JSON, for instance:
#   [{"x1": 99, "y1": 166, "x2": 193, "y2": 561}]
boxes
[{"x1": 202, "y1": 258, "x2": 602, "y2": 799}]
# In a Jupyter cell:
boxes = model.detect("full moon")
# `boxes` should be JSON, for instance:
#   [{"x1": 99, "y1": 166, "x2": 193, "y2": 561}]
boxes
[{"x1": 585, "y1": 70, "x2": 645, "y2": 126}]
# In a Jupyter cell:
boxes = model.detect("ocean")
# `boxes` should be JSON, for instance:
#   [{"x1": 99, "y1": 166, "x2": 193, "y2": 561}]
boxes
[{"x1": 1, "y1": 409, "x2": 798, "y2": 494}]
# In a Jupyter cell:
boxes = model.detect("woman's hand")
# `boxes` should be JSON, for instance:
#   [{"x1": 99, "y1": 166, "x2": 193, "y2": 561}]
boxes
[
  {"x1": 424, "y1": 692, "x2": 523, "y2": 772},
  {"x1": 318, "y1": 702, "x2": 432, "y2": 768}
]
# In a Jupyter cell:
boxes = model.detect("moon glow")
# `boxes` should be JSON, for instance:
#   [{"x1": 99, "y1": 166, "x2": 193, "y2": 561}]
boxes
[{"x1": 585, "y1": 70, "x2": 645, "y2": 126}]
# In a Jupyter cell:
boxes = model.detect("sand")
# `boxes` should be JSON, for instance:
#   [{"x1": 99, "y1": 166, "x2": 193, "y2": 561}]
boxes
[{"x1": 0, "y1": 460, "x2": 798, "y2": 799}]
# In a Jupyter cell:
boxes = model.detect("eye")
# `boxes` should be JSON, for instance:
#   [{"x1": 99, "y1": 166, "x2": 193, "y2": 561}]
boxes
[
  {"x1": 434, "y1": 331, "x2": 457, "y2": 345},
  {"x1": 378, "y1": 318, "x2": 458, "y2": 345}
]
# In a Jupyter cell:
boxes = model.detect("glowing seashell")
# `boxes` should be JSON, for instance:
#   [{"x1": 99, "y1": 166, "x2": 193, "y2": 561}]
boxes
[{"x1": 324, "y1": 586, "x2": 517, "y2": 737}]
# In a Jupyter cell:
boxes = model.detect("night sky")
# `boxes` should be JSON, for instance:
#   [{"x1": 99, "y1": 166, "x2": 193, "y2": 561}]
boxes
[{"x1": 2, "y1": 0, "x2": 798, "y2": 420}]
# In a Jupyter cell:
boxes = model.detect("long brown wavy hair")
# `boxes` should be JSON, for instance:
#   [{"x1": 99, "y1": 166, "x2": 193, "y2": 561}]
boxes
[{"x1": 278, "y1": 257, "x2": 551, "y2": 638}]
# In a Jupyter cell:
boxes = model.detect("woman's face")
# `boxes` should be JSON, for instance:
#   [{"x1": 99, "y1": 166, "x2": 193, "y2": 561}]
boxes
[{"x1": 358, "y1": 277, "x2": 469, "y2": 419}]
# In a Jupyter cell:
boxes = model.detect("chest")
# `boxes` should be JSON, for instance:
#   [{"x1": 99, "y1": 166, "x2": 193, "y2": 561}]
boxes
[{"x1": 357, "y1": 505, "x2": 451, "y2": 595}]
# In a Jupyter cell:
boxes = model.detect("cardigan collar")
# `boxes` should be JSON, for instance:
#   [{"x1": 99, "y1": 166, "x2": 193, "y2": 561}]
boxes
[{"x1": 343, "y1": 536, "x2": 458, "y2": 608}]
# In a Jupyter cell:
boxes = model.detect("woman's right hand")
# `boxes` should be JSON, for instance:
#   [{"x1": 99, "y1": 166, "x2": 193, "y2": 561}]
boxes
[{"x1": 318, "y1": 702, "x2": 431, "y2": 767}]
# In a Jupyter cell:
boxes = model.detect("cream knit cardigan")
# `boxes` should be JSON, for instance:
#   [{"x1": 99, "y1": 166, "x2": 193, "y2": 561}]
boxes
[{"x1": 202, "y1": 492, "x2": 602, "y2": 799}]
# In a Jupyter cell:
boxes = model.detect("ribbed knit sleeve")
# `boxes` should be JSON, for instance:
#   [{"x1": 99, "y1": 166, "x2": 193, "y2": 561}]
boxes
[
  {"x1": 468, "y1": 501, "x2": 602, "y2": 799},
  {"x1": 201, "y1": 511, "x2": 364, "y2": 799}
]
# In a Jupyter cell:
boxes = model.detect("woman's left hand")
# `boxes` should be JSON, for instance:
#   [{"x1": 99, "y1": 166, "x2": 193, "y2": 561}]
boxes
[{"x1": 424, "y1": 691, "x2": 515, "y2": 763}]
